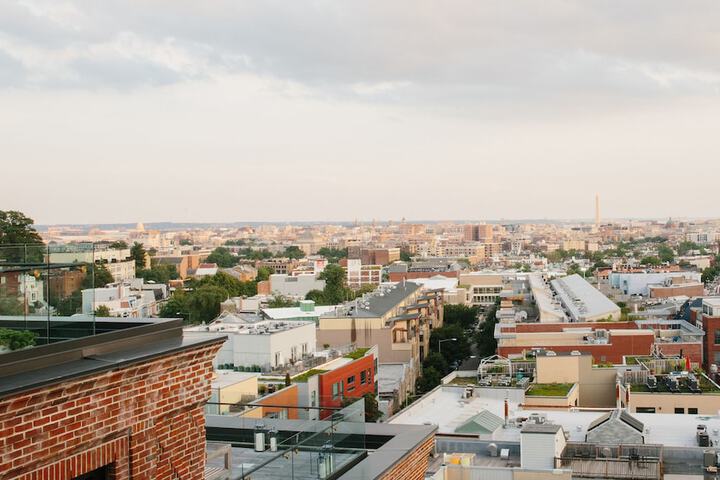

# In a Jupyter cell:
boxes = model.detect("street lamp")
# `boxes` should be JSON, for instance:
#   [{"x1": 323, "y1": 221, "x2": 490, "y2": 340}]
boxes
[{"x1": 438, "y1": 338, "x2": 457, "y2": 355}]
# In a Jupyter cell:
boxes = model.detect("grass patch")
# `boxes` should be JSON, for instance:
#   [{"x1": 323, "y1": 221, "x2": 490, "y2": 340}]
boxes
[
  {"x1": 449, "y1": 377, "x2": 477, "y2": 385},
  {"x1": 526, "y1": 383, "x2": 574, "y2": 397},
  {"x1": 345, "y1": 347, "x2": 370, "y2": 360},
  {"x1": 292, "y1": 369, "x2": 328, "y2": 383}
]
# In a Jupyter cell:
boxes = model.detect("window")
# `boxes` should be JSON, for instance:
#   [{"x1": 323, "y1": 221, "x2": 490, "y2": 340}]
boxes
[
  {"x1": 332, "y1": 382, "x2": 339, "y2": 399},
  {"x1": 636, "y1": 407, "x2": 656, "y2": 414},
  {"x1": 360, "y1": 371, "x2": 367, "y2": 384},
  {"x1": 311, "y1": 391, "x2": 317, "y2": 407},
  {"x1": 347, "y1": 375, "x2": 355, "y2": 384},
  {"x1": 674, "y1": 408, "x2": 685, "y2": 414},
  {"x1": 689, "y1": 408, "x2": 699, "y2": 414},
  {"x1": 274, "y1": 352, "x2": 281, "y2": 367}
]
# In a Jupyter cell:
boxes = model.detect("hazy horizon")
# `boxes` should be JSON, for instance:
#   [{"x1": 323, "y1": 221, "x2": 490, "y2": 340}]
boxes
[{"x1": 3, "y1": 1, "x2": 720, "y2": 224}]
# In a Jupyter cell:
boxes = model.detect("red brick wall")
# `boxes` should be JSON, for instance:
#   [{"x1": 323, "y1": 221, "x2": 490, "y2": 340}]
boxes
[
  {"x1": 657, "y1": 342, "x2": 702, "y2": 365},
  {"x1": 0, "y1": 341, "x2": 222, "y2": 480},
  {"x1": 499, "y1": 332, "x2": 654, "y2": 364},
  {"x1": 380, "y1": 434, "x2": 434, "y2": 480},
  {"x1": 701, "y1": 316, "x2": 720, "y2": 372}
]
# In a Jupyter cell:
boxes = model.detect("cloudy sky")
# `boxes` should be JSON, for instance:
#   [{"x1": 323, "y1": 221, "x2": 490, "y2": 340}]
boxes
[{"x1": 2, "y1": 1, "x2": 719, "y2": 224}]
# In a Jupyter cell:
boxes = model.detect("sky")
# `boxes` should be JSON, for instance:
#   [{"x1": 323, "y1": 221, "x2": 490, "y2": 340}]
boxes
[{"x1": 1, "y1": 1, "x2": 720, "y2": 225}]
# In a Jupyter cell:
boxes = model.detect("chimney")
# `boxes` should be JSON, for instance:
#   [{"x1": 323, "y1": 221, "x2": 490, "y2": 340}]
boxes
[{"x1": 504, "y1": 398, "x2": 509, "y2": 426}]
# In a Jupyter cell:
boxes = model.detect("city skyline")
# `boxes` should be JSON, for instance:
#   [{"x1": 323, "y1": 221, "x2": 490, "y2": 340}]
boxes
[{"x1": 2, "y1": 1, "x2": 720, "y2": 223}]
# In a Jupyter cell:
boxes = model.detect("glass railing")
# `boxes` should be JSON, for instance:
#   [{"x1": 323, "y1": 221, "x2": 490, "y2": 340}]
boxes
[
  {"x1": 205, "y1": 399, "x2": 368, "y2": 479},
  {"x1": 0, "y1": 242, "x2": 118, "y2": 349}
]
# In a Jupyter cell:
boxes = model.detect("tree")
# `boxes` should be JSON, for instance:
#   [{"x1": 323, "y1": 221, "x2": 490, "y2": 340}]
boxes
[
  {"x1": 95, "y1": 305, "x2": 111, "y2": 317},
  {"x1": 130, "y1": 242, "x2": 147, "y2": 269},
  {"x1": 193, "y1": 271, "x2": 256, "y2": 297},
  {"x1": 285, "y1": 373, "x2": 291, "y2": 386},
  {"x1": 82, "y1": 264, "x2": 114, "y2": 288},
  {"x1": 206, "y1": 247, "x2": 239, "y2": 268},
  {"x1": 318, "y1": 264, "x2": 349, "y2": 305},
  {"x1": 137, "y1": 264, "x2": 179, "y2": 284},
  {"x1": 566, "y1": 263, "x2": 582, "y2": 276},
  {"x1": 474, "y1": 302, "x2": 499, "y2": 357},
  {"x1": 187, "y1": 285, "x2": 229, "y2": 323},
  {"x1": 256, "y1": 266, "x2": 273, "y2": 282},
  {"x1": 317, "y1": 247, "x2": 347, "y2": 264},
  {"x1": 109, "y1": 241, "x2": 128, "y2": 250},
  {"x1": 640, "y1": 256, "x2": 661, "y2": 266},
  {"x1": 443, "y1": 304, "x2": 480, "y2": 330},
  {"x1": 305, "y1": 289, "x2": 326, "y2": 304},
  {"x1": 400, "y1": 250, "x2": 412, "y2": 262},
  {"x1": 281, "y1": 245, "x2": 305, "y2": 260},
  {"x1": 0, "y1": 210, "x2": 44, "y2": 263},
  {"x1": 423, "y1": 351, "x2": 449, "y2": 375},
  {"x1": 416, "y1": 367, "x2": 441, "y2": 393},
  {"x1": 179, "y1": 238, "x2": 193, "y2": 246},
  {"x1": 159, "y1": 291, "x2": 190, "y2": 321},
  {"x1": 52, "y1": 291, "x2": 82, "y2": 316},
  {"x1": 430, "y1": 324, "x2": 471, "y2": 367},
  {"x1": 352, "y1": 284, "x2": 377, "y2": 298},
  {"x1": 658, "y1": 245, "x2": 675, "y2": 263},
  {"x1": 267, "y1": 295, "x2": 297, "y2": 308}
]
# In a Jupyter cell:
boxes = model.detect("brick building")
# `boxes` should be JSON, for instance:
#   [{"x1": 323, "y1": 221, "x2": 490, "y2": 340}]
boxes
[{"x1": 0, "y1": 318, "x2": 225, "y2": 480}]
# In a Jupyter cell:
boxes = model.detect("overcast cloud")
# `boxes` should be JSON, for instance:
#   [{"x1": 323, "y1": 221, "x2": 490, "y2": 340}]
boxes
[{"x1": 1, "y1": 1, "x2": 719, "y2": 224}]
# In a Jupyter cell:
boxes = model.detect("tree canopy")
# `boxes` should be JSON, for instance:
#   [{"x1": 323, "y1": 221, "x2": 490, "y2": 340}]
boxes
[
  {"x1": 0, "y1": 210, "x2": 44, "y2": 263},
  {"x1": 206, "y1": 247, "x2": 239, "y2": 268},
  {"x1": 317, "y1": 247, "x2": 347, "y2": 263},
  {"x1": 443, "y1": 304, "x2": 480, "y2": 330},
  {"x1": 130, "y1": 242, "x2": 147, "y2": 269}
]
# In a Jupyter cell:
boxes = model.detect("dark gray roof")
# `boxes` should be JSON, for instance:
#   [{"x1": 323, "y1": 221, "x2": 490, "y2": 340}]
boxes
[
  {"x1": 620, "y1": 410, "x2": 644, "y2": 432},
  {"x1": 522, "y1": 423, "x2": 562, "y2": 434},
  {"x1": 354, "y1": 282, "x2": 420, "y2": 317}
]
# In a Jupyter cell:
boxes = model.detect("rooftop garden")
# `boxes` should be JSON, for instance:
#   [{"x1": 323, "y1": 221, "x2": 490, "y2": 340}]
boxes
[
  {"x1": 0, "y1": 328, "x2": 36, "y2": 352},
  {"x1": 526, "y1": 383, "x2": 574, "y2": 397},
  {"x1": 345, "y1": 347, "x2": 370, "y2": 360},
  {"x1": 292, "y1": 369, "x2": 328, "y2": 383},
  {"x1": 449, "y1": 376, "x2": 478, "y2": 385}
]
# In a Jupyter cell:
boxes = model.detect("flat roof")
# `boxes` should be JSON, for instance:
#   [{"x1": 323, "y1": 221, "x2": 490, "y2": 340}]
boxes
[
  {"x1": 388, "y1": 385, "x2": 720, "y2": 448},
  {"x1": 551, "y1": 274, "x2": 620, "y2": 320},
  {"x1": 212, "y1": 371, "x2": 259, "y2": 389}
]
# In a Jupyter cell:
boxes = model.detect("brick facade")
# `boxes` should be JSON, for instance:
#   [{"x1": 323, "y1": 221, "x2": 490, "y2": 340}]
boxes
[
  {"x1": 379, "y1": 434, "x2": 434, "y2": 480},
  {"x1": 0, "y1": 341, "x2": 223, "y2": 480}
]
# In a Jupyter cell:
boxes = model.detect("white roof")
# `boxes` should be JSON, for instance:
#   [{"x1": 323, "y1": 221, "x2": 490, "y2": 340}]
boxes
[
  {"x1": 409, "y1": 276, "x2": 459, "y2": 291},
  {"x1": 262, "y1": 305, "x2": 339, "y2": 320},
  {"x1": 211, "y1": 371, "x2": 259, "y2": 389}
]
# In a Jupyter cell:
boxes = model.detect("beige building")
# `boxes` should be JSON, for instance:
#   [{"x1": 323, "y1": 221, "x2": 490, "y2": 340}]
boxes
[
  {"x1": 535, "y1": 352, "x2": 617, "y2": 408},
  {"x1": 206, "y1": 371, "x2": 259, "y2": 415},
  {"x1": 621, "y1": 373, "x2": 720, "y2": 415},
  {"x1": 458, "y1": 273, "x2": 504, "y2": 309},
  {"x1": 317, "y1": 282, "x2": 443, "y2": 378}
]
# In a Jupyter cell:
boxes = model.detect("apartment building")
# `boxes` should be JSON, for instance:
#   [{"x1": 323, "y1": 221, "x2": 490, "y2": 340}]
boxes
[
  {"x1": 459, "y1": 272, "x2": 504, "y2": 309},
  {"x1": 696, "y1": 297, "x2": 720, "y2": 371},
  {"x1": 81, "y1": 278, "x2": 168, "y2": 317},
  {"x1": 269, "y1": 273, "x2": 325, "y2": 298},
  {"x1": 317, "y1": 282, "x2": 443, "y2": 375},
  {"x1": 463, "y1": 224, "x2": 493, "y2": 242},
  {"x1": 256, "y1": 257, "x2": 299, "y2": 275},
  {"x1": 344, "y1": 258, "x2": 382, "y2": 288}
]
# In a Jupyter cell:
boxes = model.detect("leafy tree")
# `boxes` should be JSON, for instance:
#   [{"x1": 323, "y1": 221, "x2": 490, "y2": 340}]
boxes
[
  {"x1": 317, "y1": 247, "x2": 347, "y2": 264},
  {"x1": 430, "y1": 324, "x2": 471, "y2": 366},
  {"x1": 318, "y1": 264, "x2": 349, "y2": 305},
  {"x1": 224, "y1": 239, "x2": 247, "y2": 246},
  {"x1": 109, "y1": 241, "x2": 128, "y2": 250},
  {"x1": 416, "y1": 367, "x2": 441, "y2": 393},
  {"x1": 400, "y1": 250, "x2": 412, "y2": 262},
  {"x1": 187, "y1": 286, "x2": 229, "y2": 323},
  {"x1": 658, "y1": 245, "x2": 675, "y2": 263},
  {"x1": 95, "y1": 305, "x2": 111, "y2": 317},
  {"x1": 566, "y1": 263, "x2": 583, "y2": 276},
  {"x1": 640, "y1": 256, "x2": 661, "y2": 266},
  {"x1": 474, "y1": 302, "x2": 499, "y2": 357},
  {"x1": 280, "y1": 245, "x2": 305, "y2": 260},
  {"x1": 159, "y1": 291, "x2": 190, "y2": 321},
  {"x1": 82, "y1": 264, "x2": 114, "y2": 288},
  {"x1": 52, "y1": 291, "x2": 82, "y2": 316},
  {"x1": 0, "y1": 328, "x2": 36, "y2": 350},
  {"x1": 137, "y1": 264, "x2": 179, "y2": 284},
  {"x1": 305, "y1": 289, "x2": 326, "y2": 304},
  {"x1": 267, "y1": 295, "x2": 297, "y2": 308},
  {"x1": 0, "y1": 210, "x2": 44, "y2": 263},
  {"x1": 0, "y1": 296, "x2": 24, "y2": 315},
  {"x1": 206, "y1": 247, "x2": 239, "y2": 268},
  {"x1": 677, "y1": 241, "x2": 701, "y2": 256},
  {"x1": 193, "y1": 271, "x2": 256, "y2": 297},
  {"x1": 256, "y1": 266, "x2": 273, "y2": 282},
  {"x1": 285, "y1": 373, "x2": 291, "y2": 386},
  {"x1": 443, "y1": 304, "x2": 480, "y2": 330},
  {"x1": 130, "y1": 242, "x2": 147, "y2": 269},
  {"x1": 353, "y1": 284, "x2": 377, "y2": 298},
  {"x1": 423, "y1": 351, "x2": 449, "y2": 375},
  {"x1": 179, "y1": 238, "x2": 193, "y2": 246}
]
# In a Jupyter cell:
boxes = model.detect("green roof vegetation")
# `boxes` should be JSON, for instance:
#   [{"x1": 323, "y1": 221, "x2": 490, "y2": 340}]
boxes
[
  {"x1": 526, "y1": 383, "x2": 574, "y2": 397},
  {"x1": 292, "y1": 369, "x2": 328, "y2": 383},
  {"x1": 632, "y1": 375, "x2": 720, "y2": 394},
  {"x1": 345, "y1": 347, "x2": 370, "y2": 360},
  {"x1": 449, "y1": 377, "x2": 478, "y2": 385}
]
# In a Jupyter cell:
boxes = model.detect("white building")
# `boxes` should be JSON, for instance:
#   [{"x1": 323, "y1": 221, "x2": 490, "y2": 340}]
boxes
[
  {"x1": 17, "y1": 274, "x2": 44, "y2": 306},
  {"x1": 551, "y1": 274, "x2": 620, "y2": 322},
  {"x1": 269, "y1": 273, "x2": 325, "y2": 299},
  {"x1": 184, "y1": 316, "x2": 317, "y2": 371},
  {"x1": 81, "y1": 279, "x2": 167, "y2": 317},
  {"x1": 345, "y1": 259, "x2": 382, "y2": 289},
  {"x1": 609, "y1": 271, "x2": 702, "y2": 297},
  {"x1": 104, "y1": 259, "x2": 136, "y2": 282}
]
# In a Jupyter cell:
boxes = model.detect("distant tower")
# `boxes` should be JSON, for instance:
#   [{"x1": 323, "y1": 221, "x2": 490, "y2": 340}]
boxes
[
  {"x1": 136, "y1": 222, "x2": 145, "y2": 232},
  {"x1": 594, "y1": 194, "x2": 600, "y2": 226}
]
